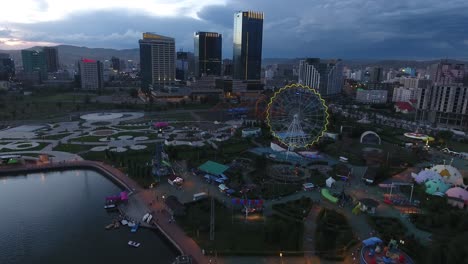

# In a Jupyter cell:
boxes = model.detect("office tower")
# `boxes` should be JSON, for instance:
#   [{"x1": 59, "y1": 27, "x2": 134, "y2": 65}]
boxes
[
  {"x1": 233, "y1": 11, "x2": 264, "y2": 80},
  {"x1": 298, "y1": 58, "x2": 343, "y2": 96},
  {"x1": 369, "y1": 67, "x2": 384, "y2": 83},
  {"x1": 194, "y1": 32, "x2": 222, "y2": 77},
  {"x1": 222, "y1": 59, "x2": 233, "y2": 76},
  {"x1": 78, "y1": 59, "x2": 104, "y2": 90},
  {"x1": 43, "y1": 46, "x2": 59, "y2": 73},
  {"x1": 139, "y1": 32, "x2": 175, "y2": 90},
  {"x1": 21, "y1": 49, "x2": 48, "y2": 80},
  {"x1": 176, "y1": 51, "x2": 189, "y2": 81},
  {"x1": 111, "y1": 56, "x2": 121, "y2": 72},
  {"x1": 0, "y1": 53, "x2": 15, "y2": 81}
]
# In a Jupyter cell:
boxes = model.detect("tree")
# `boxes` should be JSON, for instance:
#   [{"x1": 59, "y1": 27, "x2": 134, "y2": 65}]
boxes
[
  {"x1": 436, "y1": 130, "x2": 454, "y2": 143},
  {"x1": 129, "y1": 88, "x2": 138, "y2": 98}
]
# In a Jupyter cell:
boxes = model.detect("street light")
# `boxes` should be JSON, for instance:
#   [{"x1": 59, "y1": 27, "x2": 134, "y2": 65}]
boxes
[{"x1": 279, "y1": 252, "x2": 283, "y2": 264}]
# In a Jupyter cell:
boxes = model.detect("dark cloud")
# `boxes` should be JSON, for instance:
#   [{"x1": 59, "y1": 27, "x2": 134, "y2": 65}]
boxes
[{"x1": 4, "y1": 0, "x2": 468, "y2": 59}]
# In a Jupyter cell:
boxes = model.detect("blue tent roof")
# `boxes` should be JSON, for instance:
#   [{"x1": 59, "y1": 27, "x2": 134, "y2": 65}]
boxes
[{"x1": 362, "y1": 237, "x2": 383, "y2": 247}]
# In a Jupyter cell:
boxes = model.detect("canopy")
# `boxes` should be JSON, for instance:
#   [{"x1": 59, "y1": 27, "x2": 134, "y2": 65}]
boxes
[
  {"x1": 412, "y1": 170, "x2": 443, "y2": 184},
  {"x1": 198, "y1": 161, "x2": 229, "y2": 176},
  {"x1": 154, "y1": 122, "x2": 169, "y2": 128},
  {"x1": 446, "y1": 187, "x2": 468, "y2": 201},
  {"x1": 326, "y1": 177, "x2": 336, "y2": 188},
  {"x1": 425, "y1": 179, "x2": 450, "y2": 195},
  {"x1": 362, "y1": 237, "x2": 383, "y2": 247},
  {"x1": 218, "y1": 184, "x2": 228, "y2": 191}
]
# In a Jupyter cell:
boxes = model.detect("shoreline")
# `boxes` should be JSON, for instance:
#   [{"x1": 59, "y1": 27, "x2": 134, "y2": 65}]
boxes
[{"x1": 0, "y1": 161, "x2": 198, "y2": 261}]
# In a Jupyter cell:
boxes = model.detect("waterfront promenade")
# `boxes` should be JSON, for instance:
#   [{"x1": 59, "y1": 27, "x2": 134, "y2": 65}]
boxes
[{"x1": 0, "y1": 161, "x2": 209, "y2": 264}]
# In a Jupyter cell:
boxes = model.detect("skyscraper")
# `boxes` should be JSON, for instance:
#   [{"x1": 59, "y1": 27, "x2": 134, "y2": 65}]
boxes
[
  {"x1": 43, "y1": 46, "x2": 59, "y2": 73},
  {"x1": 176, "y1": 51, "x2": 189, "y2": 81},
  {"x1": 233, "y1": 11, "x2": 264, "y2": 80},
  {"x1": 369, "y1": 67, "x2": 384, "y2": 83},
  {"x1": 298, "y1": 58, "x2": 343, "y2": 96},
  {"x1": 111, "y1": 56, "x2": 121, "y2": 72},
  {"x1": 0, "y1": 53, "x2": 15, "y2": 81},
  {"x1": 78, "y1": 59, "x2": 104, "y2": 90},
  {"x1": 21, "y1": 50, "x2": 48, "y2": 80},
  {"x1": 194, "y1": 32, "x2": 222, "y2": 77},
  {"x1": 139, "y1": 32, "x2": 175, "y2": 90}
]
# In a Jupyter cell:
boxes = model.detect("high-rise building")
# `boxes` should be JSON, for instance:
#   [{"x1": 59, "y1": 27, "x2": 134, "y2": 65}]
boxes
[
  {"x1": 194, "y1": 32, "x2": 222, "y2": 77},
  {"x1": 176, "y1": 51, "x2": 189, "y2": 81},
  {"x1": 21, "y1": 50, "x2": 48, "y2": 80},
  {"x1": 43, "y1": 46, "x2": 59, "y2": 73},
  {"x1": 298, "y1": 58, "x2": 343, "y2": 96},
  {"x1": 78, "y1": 59, "x2": 103, "y2": 90},
  {"x1": 356, "y1": 89, "x2": 388, "y2": 104},
  {"x1": 0, "y1": 53, "x2": 15, "y2": 81},
  {"x1": 139, "y1": 32, "x2": 175, "y2": 90},
  {"x1": 416, "y1": 61, "x2": 468, "y2": 129},
  {"x1": 392, "y1": 87, "x2": 418, "y2": 102},
  {"x1": 222, "y1": 59, "x2": 233, "y2": 76},
  {"x1": 111, "y1": 56, "x2": 121, "y2": 72},
  {"x1": 233, "y1": 11, "x2": 264, "y2": 80},
  {"x1": 369, "y1": 67, "x2": 384, "y2": 83}
]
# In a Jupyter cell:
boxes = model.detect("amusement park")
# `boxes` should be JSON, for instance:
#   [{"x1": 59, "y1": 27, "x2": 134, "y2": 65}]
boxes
[{"x1": 1, "y1": 82, "x2": 468, "y2": 264}]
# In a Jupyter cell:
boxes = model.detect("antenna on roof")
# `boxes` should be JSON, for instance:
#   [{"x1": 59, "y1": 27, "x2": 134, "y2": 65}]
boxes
[{"x1": 450, "y1": 158, "x2": 454, "y2": 166}]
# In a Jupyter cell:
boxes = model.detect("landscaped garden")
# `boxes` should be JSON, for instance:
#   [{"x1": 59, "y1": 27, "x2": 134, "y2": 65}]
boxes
[{"x1": 272, "y1": 197, "x2": 313, "y2": 221}]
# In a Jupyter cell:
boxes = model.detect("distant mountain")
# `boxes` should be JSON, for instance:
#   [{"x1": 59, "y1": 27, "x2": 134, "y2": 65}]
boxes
[
  {"x1": 0, "y1": 45, "x2": 140, "y2": 67},
  {"x1": 342, "y1": 59, "x2": 468, "y2": 70}
]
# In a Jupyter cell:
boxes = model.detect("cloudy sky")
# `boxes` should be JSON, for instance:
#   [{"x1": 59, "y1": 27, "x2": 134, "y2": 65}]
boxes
[{"x1": 1, "y1": 0, "x2": 468, "y2": 59}]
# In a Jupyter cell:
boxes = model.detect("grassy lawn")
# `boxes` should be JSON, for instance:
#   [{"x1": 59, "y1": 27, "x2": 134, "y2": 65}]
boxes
[
  {"x1": 71, "y1": 131, "x2": 159, "y2": 142},
  {"x1": 445, "y1": 140, "x2": 468, "y2": 152},
  {"x1": 81, "y1": 145, "x2": 157, "y2": 187},
  {"x1": 53, "y1": 143, "x2": 90, "y2": 153},
  {"x1": 0, "y1": 142, "x2": 49, "y2": 153},
  {"x1": 176, "y1": 199, "x2": 304, "y2": 255},
  {"x1": 315, "y1": 209, "x2": 356, "y2": 261}
]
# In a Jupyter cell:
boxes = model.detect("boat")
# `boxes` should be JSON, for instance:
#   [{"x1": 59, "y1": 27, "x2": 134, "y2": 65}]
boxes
[
  {"x1": 131, "y1": 223, "x2": 139, "y2": 233},
  {"x1": 104, "y1": 204, "x2": 116, "y2": 209},
  {"x1": 142, "y1": 213, "x2": 150, "y2": 222},
  {"x1": 146, "y1": 214, "x2": 153, "y2": 223},
  {"x1": 121, "y1": 219, "x2": 128, "y2": 226},
  {"x1": 127, "y1": 221, "x2": 136, "y2": 228},
  {"x1": 105, "y1": 223, "x2": 114, "y2": 230},
  {"x1": 128, "y1": 241, "x2": 140, "y2": 248}
]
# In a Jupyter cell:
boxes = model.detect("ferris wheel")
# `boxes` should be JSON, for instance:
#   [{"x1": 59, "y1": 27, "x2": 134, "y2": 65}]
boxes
[{"x1": 266, "y1": 83, "x2": 329, "y2": 151}]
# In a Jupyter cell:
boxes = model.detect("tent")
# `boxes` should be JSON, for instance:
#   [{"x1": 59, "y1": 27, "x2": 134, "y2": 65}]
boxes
[
  {"x1": 154, "y1": 122, "x2": 169, "y2": 128},
  {"x1": 326, "y1": 177, "x2": 336, "y2": 188},
  {"x1": 412, "y1": 170, "x2": 443, "y2": 184},
  {"x1": 446, "y1": 187, "x2": 468, "y2": 201},
  {"x1": 362, "y1": 237, "x2": 383, "y2": 247},
  {"x1": 198, "y1": 161, "x2": 229, "y2": 176}
]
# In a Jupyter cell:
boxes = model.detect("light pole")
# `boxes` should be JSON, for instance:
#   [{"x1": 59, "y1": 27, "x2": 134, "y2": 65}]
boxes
[{"x1": 279, "y1": 252, "x2": 283, "y2": 264}]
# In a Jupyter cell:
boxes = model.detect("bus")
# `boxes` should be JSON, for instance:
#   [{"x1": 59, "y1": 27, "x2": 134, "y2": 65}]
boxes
[{"x1": 193, "y1": 192, "x2": 208, "y2": 201}]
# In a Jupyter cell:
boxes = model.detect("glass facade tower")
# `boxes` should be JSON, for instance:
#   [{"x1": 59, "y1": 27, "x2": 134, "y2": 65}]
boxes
[
  {"x1": 233, "y1": 11, "x2": 264, "y2": 80},
  {"x1": 194, "y1": 32, "x2": 222, "y2": 77}
]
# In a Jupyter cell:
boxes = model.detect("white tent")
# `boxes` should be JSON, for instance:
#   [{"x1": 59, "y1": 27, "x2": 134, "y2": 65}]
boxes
[{"x1": 326, "y1": 177, "x2": 336, "y2": 188}]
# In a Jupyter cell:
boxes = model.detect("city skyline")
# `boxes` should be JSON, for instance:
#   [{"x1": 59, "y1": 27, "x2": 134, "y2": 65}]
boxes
[{"x1": 1, "y1": 0, "x2": 468, "y2": 59}]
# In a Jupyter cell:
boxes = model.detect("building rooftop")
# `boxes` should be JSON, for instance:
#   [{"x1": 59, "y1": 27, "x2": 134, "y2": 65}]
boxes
[{"x1": 198, "y1": 160, "x2": 229, "y2": 176}]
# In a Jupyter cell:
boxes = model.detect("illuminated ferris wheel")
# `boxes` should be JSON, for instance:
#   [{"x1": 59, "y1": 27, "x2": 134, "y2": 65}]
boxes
[{"x1": 266, "y1": 83, "x2": 329, "y2": 151}]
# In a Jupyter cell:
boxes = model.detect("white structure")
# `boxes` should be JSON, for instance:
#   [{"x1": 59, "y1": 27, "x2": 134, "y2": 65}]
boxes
[
  {"x1": 430, "y1": 164, "x2": 465, "y2": 187},
  {"x1": 79, "y1": 59, "x2": 103, "y2": 90},
  {"x1": 355, "y1": 89, "x2": 387, "y2": 104},
  {"x1": 360, "y1": 131, "x2": 381, "y2": 145},
  {"x1": 326, "y1": 177, "x2": 336, "y2": 188},
  {"x1": 242, "y1": 127, "x2": 261, "y2": 137},
  {"x1": 392, "y1": 87, "x2": 417, "y2": 102}
]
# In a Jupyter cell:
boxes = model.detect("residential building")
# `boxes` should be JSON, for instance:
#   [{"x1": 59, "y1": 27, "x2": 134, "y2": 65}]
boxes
[
  {"x1": 139, "y1": 32, "x2": 176, "y2": 90},
  {"x1": 78, "y1": 59, "x2": 104, "y2": 90},
  {"x1": 233, "y1": 11, "x2": 264, "y2": 80},
  {"x1": 298, "y1": 58, "x2": 343, "y2": 96},
  {"x1": 21, "y1": 50, "x2": 47, "y2": 80},
  {"x1": 416, "y1": 61, "x2": 468, "y2": 130},
  {"x1": 355, "y1": 89, "x2": 387, "y2": 104},
  {"x1": 194, "y1": 32, "x2": 222, "y2": 77},
  {"x1": 43, "y1": 46, "x2": 59, "y2": 73},
  {"x1": 392, "y1": 87, "x2": 418, "y2": 102},
  {"x1": 176, "y1": 51, "x2": 189, "y2": 81}
]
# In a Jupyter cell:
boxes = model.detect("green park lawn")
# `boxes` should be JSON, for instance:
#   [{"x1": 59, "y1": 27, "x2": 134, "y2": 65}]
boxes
[{"x1": 176, "y1": 199, "x2": 304, "y2": 255}]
